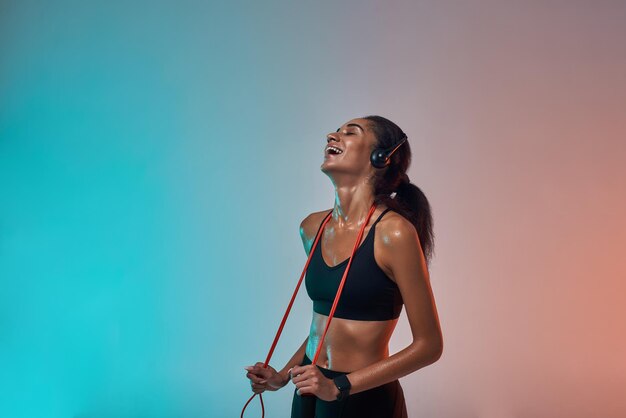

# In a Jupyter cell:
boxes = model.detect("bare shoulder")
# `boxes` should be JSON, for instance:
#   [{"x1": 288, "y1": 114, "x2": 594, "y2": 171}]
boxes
[
  {"x1": 377, "y1": 209, "x2": 418, "y2": 241},
  {"x1": 299, "y1": 209, "x2": 333, "y2": 255},
  {"x1": 374, "y1": 209, "x2": 424, "y2": 281}
]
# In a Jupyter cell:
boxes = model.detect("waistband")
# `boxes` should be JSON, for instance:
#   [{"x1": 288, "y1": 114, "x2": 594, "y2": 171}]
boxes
[{"x1": 301, "y1": 353, "x2": 348, "y2": 379}]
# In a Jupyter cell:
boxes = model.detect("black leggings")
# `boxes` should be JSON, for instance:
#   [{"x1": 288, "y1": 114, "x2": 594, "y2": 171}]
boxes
[{"x1": 290, "y1": 354, "x2": 408, "y2": 418}]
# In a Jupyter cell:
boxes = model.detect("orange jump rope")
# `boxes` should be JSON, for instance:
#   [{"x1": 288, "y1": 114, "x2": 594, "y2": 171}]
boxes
[{"x1": 241, "y1": 203, "x2": 377, "y2": 418}]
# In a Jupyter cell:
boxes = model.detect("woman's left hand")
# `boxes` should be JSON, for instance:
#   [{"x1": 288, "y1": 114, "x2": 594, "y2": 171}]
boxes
[{"x1": 289, "y1": 364, "x2": 340, "y2": 401}]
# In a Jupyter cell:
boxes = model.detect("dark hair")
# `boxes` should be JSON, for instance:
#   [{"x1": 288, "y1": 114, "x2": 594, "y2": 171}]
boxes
[{"x1": 362, "y1": 115, "x2": 435, "y2": 267}]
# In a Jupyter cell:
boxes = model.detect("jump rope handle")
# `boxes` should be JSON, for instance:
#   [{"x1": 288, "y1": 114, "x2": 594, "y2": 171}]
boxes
[{"x1": 241, "y1": 204, "x2": 377, "y2": 418}]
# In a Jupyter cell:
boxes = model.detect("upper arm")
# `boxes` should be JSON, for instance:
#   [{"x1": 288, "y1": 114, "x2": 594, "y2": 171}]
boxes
[{"x1": 379, "y1": 216, "x2": 443, "y2": 357}]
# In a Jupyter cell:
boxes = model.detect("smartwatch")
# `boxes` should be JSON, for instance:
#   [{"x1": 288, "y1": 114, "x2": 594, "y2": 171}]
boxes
[{"x1": 332, "y1": 374, "x2": 351, "y2": 401}]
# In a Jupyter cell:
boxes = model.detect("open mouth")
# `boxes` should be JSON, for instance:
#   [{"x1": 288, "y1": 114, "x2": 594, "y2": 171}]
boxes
[{"x1": 326, "y1": 145, "x2": 343, "y2": 156}]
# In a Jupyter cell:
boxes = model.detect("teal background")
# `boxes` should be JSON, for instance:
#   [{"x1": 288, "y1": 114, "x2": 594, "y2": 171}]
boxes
[
  {"x1": 1, "y1": 1, "x2": 402, "y2": 416},
  {"x1": 2, "y1": 1, "x2": 626, "y2": 417}
]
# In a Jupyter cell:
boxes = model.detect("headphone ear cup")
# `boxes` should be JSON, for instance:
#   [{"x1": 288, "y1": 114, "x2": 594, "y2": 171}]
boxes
[
  {"x1": 371, "y1": 136, "x2": 408, "y2": 169},
  {"x1": 370, "y1": 148, "x2": 390, "y2": 169}
]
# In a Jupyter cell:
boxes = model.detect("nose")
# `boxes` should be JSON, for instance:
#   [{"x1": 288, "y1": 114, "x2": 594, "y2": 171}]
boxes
[{"x1": 327, "y1": 133, "x2": 339, "y2": 143}]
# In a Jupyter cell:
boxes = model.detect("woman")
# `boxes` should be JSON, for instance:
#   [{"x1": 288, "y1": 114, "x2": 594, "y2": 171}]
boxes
[{"x1": 245, "y1": 115, "x2": 443, "y2": 417}]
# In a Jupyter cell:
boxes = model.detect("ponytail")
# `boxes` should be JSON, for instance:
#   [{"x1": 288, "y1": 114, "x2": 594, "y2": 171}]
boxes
[{"x1": 364, "y1": 115, "x2": 435, "y2": 268}]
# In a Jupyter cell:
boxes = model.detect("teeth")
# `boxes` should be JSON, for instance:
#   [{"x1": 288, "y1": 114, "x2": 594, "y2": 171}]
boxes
[{"x1": 327, "y1": 146, "x2": 343, "y2": 154}]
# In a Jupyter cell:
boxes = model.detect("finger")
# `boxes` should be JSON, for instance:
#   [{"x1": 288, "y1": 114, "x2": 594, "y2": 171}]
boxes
[
  {"x1": 291, "y1": 364, "x2": 312, "y2": 377},
  {"x1": 291, "y1": 373, "x2": 306, "y2": 384},
  {"x1": 295, "y1": 377, "x2": 319, "y2": 392},
  {"x1": 246, "y1": 372, "x2": 267, "y2": 384},
  {"x1": 296, "y1": 384, "x2": 314, "y2": 396},
  {"x1": 254, "y1": 362, "x2": 268, "y2": 369},
  {"x1": 250, "y1": 379, "x2": 268, "y2": 392},
  {"x1": 246, "y1": 365, "x2": 272, "y2": 379},
  {"x1": 290, "y1": 366, "x2": 303, "y2": 376},
  {"x1": 244, "y1": 366, "x2": 260, "y2": 376},
  {"x1": 245, "y1": 363, "x2": 271, "y2": 371},
  {"x1": 291, "y1": 369, "x2": 316, "y2": 385},
  {"x1": 254, "y1": 368, "x2": 272, "y2": 379}
]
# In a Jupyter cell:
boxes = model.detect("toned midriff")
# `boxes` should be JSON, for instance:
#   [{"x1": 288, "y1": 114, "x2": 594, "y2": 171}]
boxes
[{"x1": 305, "y1": 311, "x2": 399, "y2": 372}]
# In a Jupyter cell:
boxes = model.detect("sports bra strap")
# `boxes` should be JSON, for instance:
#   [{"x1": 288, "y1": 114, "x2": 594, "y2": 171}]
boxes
[{"x1": 372, "y1": 207, "x2": 392, "y2": 226}]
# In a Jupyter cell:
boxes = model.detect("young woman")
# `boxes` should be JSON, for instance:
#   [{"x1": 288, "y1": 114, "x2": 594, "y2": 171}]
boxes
[{"x1": 245, "y1": 115, "x2": 443, "y2": 417}]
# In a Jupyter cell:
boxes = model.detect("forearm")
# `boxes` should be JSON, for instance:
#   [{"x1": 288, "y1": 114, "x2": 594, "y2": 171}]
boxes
[
  {"x1": 278, "y1": 336, "x2": 309, "y2": 381},
  {"x1": 346, "y1": 339, "x2": 442, "y2": 395}
]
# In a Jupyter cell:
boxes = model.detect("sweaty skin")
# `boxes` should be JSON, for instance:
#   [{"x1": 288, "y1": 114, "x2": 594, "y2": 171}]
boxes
[
  {"x1": 302, "y1": 207, "x2": 400, "y2": 372},
  {"x1": 246, "y1": 118, "x2": 443, "y2": 400}
]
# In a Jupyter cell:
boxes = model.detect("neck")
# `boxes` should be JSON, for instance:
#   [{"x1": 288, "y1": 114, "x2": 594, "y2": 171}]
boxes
[{"x1": 331, "y1": 180, "x2": 375, "y2": 228}]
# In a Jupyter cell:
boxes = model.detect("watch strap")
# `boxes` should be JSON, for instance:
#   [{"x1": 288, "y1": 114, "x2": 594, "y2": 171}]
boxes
[{"x1": 333, "y1": 374, "x2": 351, "y2": 401}]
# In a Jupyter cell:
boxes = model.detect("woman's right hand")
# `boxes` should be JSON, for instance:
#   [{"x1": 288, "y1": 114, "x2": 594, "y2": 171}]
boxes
[{"x1": 244, "y1": 362, "x2": 290, "y2": 394}]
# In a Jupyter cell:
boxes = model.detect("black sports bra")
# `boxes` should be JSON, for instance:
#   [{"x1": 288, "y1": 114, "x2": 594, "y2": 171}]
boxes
[{"x1": 305, "y1": 208, "x2": 404, "y2": 321}]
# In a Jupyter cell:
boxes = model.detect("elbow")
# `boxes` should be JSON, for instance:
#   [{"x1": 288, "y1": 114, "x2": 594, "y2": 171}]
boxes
[
  {"x1": 431, "y1": 332, "x2": 444, "y2": 362},
  {"x1": 425, "y1": 340, "x2": 443, "y2": 365},
  {"x1": 412, "y1": 334, "x2": 443, "y2": 366},
  {"x1": 430, "y1": 341, "x2": 443, "y2": 363}
]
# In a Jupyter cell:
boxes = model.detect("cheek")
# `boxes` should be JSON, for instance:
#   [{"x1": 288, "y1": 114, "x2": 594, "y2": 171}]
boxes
[{"x1": 347, "y1": 143, "x2": 373, "y2": 161}]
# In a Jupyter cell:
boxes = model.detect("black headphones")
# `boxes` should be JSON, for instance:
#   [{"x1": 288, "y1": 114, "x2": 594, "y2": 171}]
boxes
[{"x1": 370, "y1": 135, "x2": 408, "y2": 169}]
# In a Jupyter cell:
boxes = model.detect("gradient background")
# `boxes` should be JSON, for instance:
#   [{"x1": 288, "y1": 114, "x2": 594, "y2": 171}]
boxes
[{"x1": 1, "y1": 1, "x2": 625, "y2": 417}]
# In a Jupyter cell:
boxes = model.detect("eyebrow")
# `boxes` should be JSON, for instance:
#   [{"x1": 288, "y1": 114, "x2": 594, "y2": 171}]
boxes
[{"x1": 336, "y1": 123, "x2": 365, "y2": 133}]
